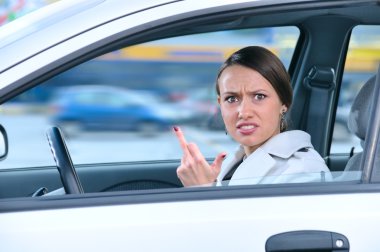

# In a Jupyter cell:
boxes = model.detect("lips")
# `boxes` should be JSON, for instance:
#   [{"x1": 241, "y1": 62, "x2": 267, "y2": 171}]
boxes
[{"x1": 237, "y1": 122, "x2": 258, "y2": 135}]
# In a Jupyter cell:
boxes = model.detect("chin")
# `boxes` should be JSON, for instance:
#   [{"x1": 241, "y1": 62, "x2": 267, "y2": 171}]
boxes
[{"x1": 238, "y1": 138, "x2": 262, "y2": 148}]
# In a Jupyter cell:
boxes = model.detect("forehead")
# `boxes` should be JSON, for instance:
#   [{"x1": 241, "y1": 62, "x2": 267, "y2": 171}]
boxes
[{"x1": 218, "y1": 65, "x2": 274, "y2": 92}]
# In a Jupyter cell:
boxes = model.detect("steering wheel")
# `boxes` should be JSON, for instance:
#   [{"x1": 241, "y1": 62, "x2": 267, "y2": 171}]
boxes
[{"x1": 46, "y1": 127, "x2": 84, "y2": 194}]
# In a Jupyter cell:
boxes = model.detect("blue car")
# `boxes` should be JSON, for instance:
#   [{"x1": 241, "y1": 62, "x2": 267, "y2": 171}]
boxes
[{"x1": 50, "y1": 85, "x2": 176, "y2": 136}]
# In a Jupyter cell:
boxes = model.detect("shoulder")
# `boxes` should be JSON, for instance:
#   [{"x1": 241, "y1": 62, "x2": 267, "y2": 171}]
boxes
[
  {"x1": 263, "y1": 130, "x2": 330, "y2": 173},
  {"x1": 284, "y1": 141, "x2": 330, "y2": 174},
  {"x1": 261, "y1": 130, "x2": 313, "y2": 159}
]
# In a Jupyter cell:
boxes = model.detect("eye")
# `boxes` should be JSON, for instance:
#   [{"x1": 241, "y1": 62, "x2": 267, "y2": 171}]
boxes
[
  {"x1": 254, "y1": 93, "x2": 266, "y2": 101},
  {"x1": 225, "y1": 96, "x2": 239, "y2": 103}
]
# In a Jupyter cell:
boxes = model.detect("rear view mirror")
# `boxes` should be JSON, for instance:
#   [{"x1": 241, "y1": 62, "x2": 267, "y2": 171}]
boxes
[{"x1": 0, "y1": 124, "x2": 8, "y2": 160}]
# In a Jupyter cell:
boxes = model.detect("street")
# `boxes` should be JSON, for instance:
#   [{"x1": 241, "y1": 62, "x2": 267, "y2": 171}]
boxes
[{"x1": 0, "y1": 114, "x2": 236, "y2": 169}]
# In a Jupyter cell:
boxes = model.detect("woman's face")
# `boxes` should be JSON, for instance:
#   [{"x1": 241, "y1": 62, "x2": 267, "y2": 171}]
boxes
[{"x1": 218, "y1": 65, "x2": 287, "y2": 155}]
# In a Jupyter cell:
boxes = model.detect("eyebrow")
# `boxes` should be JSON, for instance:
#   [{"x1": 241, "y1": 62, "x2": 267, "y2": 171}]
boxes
[
  {"x1": 221, "y1": 91, "x2": 239, "y2": 96},
  {"x1": 221, "y1": 89, "x2": 269, "y2": 96}
]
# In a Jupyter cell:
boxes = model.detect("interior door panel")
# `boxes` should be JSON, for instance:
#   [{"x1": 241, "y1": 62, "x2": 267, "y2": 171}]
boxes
[{"x1": 0, "y1": 161, "x2": 181, "y2": 198}]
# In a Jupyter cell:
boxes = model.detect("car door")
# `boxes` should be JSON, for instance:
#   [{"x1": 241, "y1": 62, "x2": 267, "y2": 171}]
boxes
[{"x1": 1, "y1": 1, "x2": 380, "y2": 251}]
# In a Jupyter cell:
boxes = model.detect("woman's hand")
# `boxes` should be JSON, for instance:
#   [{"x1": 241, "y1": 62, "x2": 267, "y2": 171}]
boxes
[{"x1": 173, "y1": 126, "x2": 226, "y2": 187}]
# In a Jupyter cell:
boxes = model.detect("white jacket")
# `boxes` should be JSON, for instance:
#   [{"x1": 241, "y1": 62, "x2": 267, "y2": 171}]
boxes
[{"x1": 216, "y1": 130, "x2": 331, "y2": 185}]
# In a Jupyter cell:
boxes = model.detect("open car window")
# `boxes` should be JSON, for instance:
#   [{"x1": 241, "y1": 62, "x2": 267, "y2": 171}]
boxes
[
  {"x1": 0, "y1": 27, "x2": 300, "y2": 169},
  {"x1": 1, "y1": 21, "x2": 379, "y2": 199}
]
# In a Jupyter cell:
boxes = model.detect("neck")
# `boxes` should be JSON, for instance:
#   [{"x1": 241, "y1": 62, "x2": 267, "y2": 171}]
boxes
[
  {"x1": 243, "y1": 130, "x2": 282, "y2": 157},
  {"x1": 243, "y1": 145, "x2": 257, "y2": 157}
]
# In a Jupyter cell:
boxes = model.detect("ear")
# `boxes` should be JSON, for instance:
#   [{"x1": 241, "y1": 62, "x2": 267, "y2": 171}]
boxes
[
  {"x1": 217, "y1": 96, "x2": 221, "y2": 105},
  {"x1": 281, "y1": 105, "x2": 287, "y2": 114}
]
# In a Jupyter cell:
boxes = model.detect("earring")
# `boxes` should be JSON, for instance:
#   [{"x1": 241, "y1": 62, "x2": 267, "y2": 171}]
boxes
[{"x1": 280, "y1": 111, "x2": 286, "y2": 132}]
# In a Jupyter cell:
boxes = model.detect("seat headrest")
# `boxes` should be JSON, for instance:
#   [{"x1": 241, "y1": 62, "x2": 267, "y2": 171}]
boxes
[{"x1": 347, "y1": 75, "x2": 375, "y2": 141}]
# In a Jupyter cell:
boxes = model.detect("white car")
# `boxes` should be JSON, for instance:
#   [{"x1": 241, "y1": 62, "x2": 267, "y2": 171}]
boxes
[{"x1": 0, "y1": 0, "x2": 380, "y2": 251}]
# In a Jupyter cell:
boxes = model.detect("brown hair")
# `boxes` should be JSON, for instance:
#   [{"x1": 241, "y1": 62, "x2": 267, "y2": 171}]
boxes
[{"x1": 216, "y1": 46, "x2": 292, "y2": 110}]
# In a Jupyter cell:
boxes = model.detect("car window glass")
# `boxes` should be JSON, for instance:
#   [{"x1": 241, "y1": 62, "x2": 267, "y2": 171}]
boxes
[
  {"x1": 331, "y1": 25, "x2": 380, "y2": 154},
  {"x1": 0, "y1": 27, "x2": 300, "y2": 169}
]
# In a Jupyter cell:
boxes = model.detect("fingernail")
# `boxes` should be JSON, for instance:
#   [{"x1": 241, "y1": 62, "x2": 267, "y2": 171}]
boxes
[{"x1": 173, "y1": 126, "x2": 179, "y2": 132}]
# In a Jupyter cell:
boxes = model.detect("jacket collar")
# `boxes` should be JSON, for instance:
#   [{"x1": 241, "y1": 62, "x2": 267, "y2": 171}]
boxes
[
  {"x1": 261, "y1": 130, "x2": 312, "y2": 158},
  {"x1": 217, "y1": 130, "x2": 313, "y2": 183}
]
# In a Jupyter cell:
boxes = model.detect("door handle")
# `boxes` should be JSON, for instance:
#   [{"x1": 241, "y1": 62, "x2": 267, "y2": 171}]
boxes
[{"x1": 265, "y1": 230, "x2": 349, "y2": 252}]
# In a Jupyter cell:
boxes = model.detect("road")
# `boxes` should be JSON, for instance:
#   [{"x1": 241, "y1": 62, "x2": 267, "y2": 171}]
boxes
[{"x1": 0, "y1": 114, "x2": 236, "y2": 169}]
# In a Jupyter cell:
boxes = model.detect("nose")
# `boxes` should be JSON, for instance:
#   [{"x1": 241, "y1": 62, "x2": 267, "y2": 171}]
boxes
[{"x1": 238, "y1": 98, "x2": 253, "y2": 119}]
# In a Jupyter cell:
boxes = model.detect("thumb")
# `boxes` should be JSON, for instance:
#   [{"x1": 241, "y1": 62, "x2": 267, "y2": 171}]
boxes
[{"x1": 211, "y1": 152, "x2": 227, "y2": 174}]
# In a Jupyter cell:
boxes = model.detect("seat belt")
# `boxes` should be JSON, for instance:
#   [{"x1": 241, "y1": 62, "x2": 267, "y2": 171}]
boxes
[{"x1": 303, "y1": 66, "x2": 336, "y2": 155}]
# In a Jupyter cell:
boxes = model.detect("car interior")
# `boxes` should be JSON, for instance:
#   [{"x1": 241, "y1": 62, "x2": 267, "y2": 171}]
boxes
[
  {"x1": 344, "y1": 76, "x2": 375, "y2": 174},
  {"x1": 0, "y1": 1, "x2": 380, "y2": 200}
]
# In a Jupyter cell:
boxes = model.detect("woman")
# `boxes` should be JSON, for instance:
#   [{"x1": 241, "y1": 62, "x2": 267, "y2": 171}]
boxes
[{"x1": 174, "y1": 46, "x2": 330, "y2": 187}]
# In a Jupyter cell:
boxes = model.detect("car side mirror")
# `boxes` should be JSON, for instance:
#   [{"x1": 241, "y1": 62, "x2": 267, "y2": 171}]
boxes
[{"x1": 0, "y1": 124, "x2": 8, "y2": 160}]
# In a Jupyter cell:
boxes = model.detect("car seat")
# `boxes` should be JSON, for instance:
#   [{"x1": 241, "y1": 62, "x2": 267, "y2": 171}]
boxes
[{"x1": 343, "y1": 75, "x2": 376, "y2": 173}]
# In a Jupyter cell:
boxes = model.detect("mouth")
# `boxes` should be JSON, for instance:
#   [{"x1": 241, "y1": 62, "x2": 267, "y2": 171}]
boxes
[{"x1": 237, "y1": 123, "x2": 258, "y2": 135}]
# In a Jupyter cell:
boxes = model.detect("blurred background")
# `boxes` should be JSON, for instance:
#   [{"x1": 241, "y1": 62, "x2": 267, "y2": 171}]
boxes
[{"x1": 0, "y1": 0, "x2": 59, "y2": 26}]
